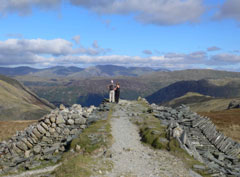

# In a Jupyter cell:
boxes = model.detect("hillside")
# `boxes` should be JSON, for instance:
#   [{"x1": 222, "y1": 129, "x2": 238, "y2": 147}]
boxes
[
  {"x1": 0, "y1": 74, "x2": 55, "y2": 121},
  {"x1": 162, "y1": 92, "x2": 239, "y2": 112},
  {"x1": 13, "y1": 68, "x2": 240, "y2": 107},
  {"x1": 146, "y1": 79, "x2": 240, "y2": 105}
]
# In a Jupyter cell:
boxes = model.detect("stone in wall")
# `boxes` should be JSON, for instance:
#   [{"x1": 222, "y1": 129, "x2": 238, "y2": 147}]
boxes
[
  {"x1": 150, "y1": 103, "x2": 240, "y2": 176},
  {"x1": 0, "y1": 102, "x2": 109, "y2": 175}
]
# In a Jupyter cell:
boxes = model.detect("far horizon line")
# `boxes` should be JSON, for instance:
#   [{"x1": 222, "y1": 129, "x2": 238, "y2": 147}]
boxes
[{"x1": 0, "y1": 64, "x2": 239, "y2": 73}]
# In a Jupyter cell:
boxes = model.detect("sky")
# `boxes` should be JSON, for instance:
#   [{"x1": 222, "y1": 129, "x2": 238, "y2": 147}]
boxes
[{"x1": 0, "y1": 0, "x2": 240, "y2": 71}]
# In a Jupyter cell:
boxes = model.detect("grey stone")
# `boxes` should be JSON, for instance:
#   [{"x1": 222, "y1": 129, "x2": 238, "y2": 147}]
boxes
[
  {"x1": 75, "y1": 118, "x2": 86, "y2": 125},
  {"x1": 24, "y1": 150, "x2": 31, "y2": 158},
  {"x1": 49, "y1": 127, "x2": 56, "y2": 134},
  {"x1": 44, "y1": 118, "x2": 51, "y2": 125},
  {"x1": 12, "y1": 143, "x2": 23, "y2": 154},
  {"x1": 37, "y1": 124, "x2": 47, "y2": 134},
  {"x1": 71, "y1": 114, "x2": 81, "y2": 119},
  {"x1": 63, "y1": 128, "x2": 70, "y2": 135},
  {"x1": 21, "y1": 138, "x2": 33, "y2": 149},
  {"x1": 50, "y1": 115, "x2": 56, "y2": 123},
  {"x1": 40, "y1": 122, "x2": 49, "y2": 131},
  {"x1": 32, "y1": 128, "x2": 42, "y2": 138},
  {"x1": 33, "y1": 145, "x2": 41, "y2": 154},
  {"x1": 16, "y1": 142, "x2": 28, "y2": 151},
  {"x1": 42, "y1": 136, "x2": 53, "y2": 144},
  {"x1": 80, "y1": 125, "x2": 86, "y2": 129},
  {"x1": 56, "y1": 115, "x2": 65, "y2": 124},
  {"x1": 67, "y1": 119, "x2": 74, "y2": 125}
]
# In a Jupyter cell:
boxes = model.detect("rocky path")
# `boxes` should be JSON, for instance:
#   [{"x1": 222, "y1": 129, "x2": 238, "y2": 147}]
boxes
[{"x1": 105, "y1": 100, "x2": 194, "y2": 177}]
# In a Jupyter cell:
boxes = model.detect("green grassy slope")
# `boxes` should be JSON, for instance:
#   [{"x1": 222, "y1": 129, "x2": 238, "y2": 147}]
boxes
[
  {"x1": 0, "y1": 74, "x2": 54, "y2": 121},
  {"x1": 162, "y1": 92, "x2": 239, "y2": 112}
]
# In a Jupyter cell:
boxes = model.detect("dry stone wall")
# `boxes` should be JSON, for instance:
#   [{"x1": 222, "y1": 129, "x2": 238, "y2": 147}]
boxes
[
  {"x1": 150, "y1": 103, "x2": 240, "y2": 176},
  {"x1": 0, "y1": 102, "x2": 110, "y2": 175}
]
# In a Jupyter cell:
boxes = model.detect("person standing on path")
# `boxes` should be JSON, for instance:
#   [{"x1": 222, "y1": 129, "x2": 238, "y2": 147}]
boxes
[
  {"x1": 115, "y1": 82, "x2": 120, "y2": 104},
  {"x1": 109, "y1": 80, "x2": 115, "y2": 103}
]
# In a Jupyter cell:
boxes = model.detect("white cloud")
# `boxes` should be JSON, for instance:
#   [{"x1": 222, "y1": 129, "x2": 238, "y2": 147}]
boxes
[
  {"x1": 215, "y1": 0, "x2": 240, "y2": 21},
  {"x1": 210, "y1": 53, "x2": 240, "y2": 65},
  {"x1": 72, "y1": 35, "x2": 81, "y2": 44},
  {"x1": 1, "y1": 38, "x2": 239, "y2": 70},
  {"x1": 0, "y1": 38, "x2": 111, "y2": 65},
  {"x1": 143, "y1": 50, "x2": 152, "y2": 55},
  {"x1": 0, "y1": 0, "x2": 61, "y2": 16},
  {"x1": 69, "y1": 0, "x2": 205, "y2": 25},
  {"x1": 207, "y1": 46, "x2": 221, "y2": 52},
  {"x1": 54, "y1": 51, "x2": 207, "y2": 69}
]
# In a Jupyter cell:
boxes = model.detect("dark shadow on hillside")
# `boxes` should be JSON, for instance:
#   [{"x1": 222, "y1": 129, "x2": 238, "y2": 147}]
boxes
[{"x1": 77, "y1": 93, "x2": 108, "y2": 107}]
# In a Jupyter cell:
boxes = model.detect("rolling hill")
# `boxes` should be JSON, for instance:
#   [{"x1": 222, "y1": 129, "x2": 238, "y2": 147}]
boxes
[
  {"x1": 161, "y1": 92, "x2": 239, "y2": 112},
  {"x1": 0, "y1": 74, "x2": 55, "y2": 121},
  {"x1": 146, "y1": 79, "x2": 240, "y2": 105},
  {"x1": 10, "y1": 68, "x2": 240, "y2": 107}
]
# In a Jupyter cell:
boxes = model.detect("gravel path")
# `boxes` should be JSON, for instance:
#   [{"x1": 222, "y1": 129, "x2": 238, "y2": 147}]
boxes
[{"x1": 106, "y1": 101, "x2": 194, "y2": 177}]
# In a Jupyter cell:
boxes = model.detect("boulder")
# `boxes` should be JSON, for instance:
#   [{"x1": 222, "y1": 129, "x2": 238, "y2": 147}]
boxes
[{"x1": 228, "y1": 100, "x2": 240, "y2": 109}]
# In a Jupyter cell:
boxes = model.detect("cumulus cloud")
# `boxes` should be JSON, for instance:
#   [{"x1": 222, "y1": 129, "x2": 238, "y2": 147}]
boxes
[
  {"x1": 0, "y1": 38, "x2": 111, "y2": 65},
  {"x1": 72, "y1": 35, "x2": 81, "y2": 44},
  {"x1": 54, "y1": 51, "x2": 208, "y2": 69},
  {"x1": 1, "y1": 38, "x2": 239, "y2": 70},
  {"x1": 215, "y1": 0, "x2": 240, "y2": 21},
  {"x1": 143, "y1": 50, "x2": 152, "y2": 55},
  {"x1": 207, "y1": 46, "x2": 221, "y2": 52},
  {"x1": 210, "y1": 53, "x2": 240, "y2": 65},
  {"x1": 0, "y1": 0, "x2": 206, "y2": 25},
  {"x1": 69, "y1": 0, "x2": 205, "y2": 25},
  {"x1": 0, "y1": 0, "x2": 61, "y2": 16}
]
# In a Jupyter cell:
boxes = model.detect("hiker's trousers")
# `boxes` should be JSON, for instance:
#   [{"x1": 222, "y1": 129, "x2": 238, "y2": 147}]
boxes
[{"x1": 109, "y1": 90, "x2": 115, "y2": 102}]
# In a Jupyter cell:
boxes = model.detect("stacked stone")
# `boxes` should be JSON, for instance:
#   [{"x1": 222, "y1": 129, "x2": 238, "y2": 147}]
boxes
[
  {"x1": 0, "y1": 103, "x2": 99, "y2": 174},
  {"x1": 151, "y1": 103, "x2": 240, "y2": 176}
]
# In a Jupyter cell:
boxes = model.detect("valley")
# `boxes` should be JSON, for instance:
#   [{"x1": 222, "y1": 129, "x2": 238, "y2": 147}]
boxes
[{"x1": 7, "y1": 66, "x2": 240, "y2": 107}]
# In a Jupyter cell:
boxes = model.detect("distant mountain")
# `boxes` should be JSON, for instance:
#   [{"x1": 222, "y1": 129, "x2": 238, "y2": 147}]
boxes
[
  {"x1": 31, "y1": 66, "x2": 84, "y2": 77},
  {"x1": 0, "y1": 65, "x2": 165, "y2": 78},
  {"x1": 0, "y1": 74, "x2": 55, "y2": 121},
  {"x1": 67, "y1": 65, "x2": 164, "y2": 78},
  {"x1": 146, "y1": 79, "x2": 240, "y2": 105},
  {"x1": 0, "y1": 66, "x2": 40, "y2": 76}
]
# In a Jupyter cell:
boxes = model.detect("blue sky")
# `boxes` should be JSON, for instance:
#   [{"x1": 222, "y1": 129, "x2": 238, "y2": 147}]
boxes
[{"x1": 0, "y1": 0, "x2": 240, "y2": 70}]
